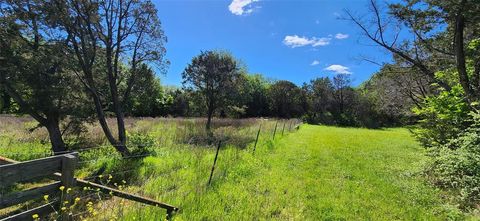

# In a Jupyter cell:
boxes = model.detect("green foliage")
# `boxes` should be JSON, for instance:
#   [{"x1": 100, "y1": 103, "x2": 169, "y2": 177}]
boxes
[
  {"x1": 235, "y1": 73, "x2": 271, "y2": 117},
  {"x1": 267, "y1": 80, "x2": 305, "y2": 118},
  {"x1": 425, "y1": 112, "x2": 480, "y2": 208},
  {"x1": 303, "y1": 77, "x2": 335, "y2": 125},
  {"x1": 182, "y1": 50, "x2": 240, "y2": 129},
  {"x1": 128, "y1": 132, "x2": 156, "y2": 149},
  {"x1": 124, "y1": 65, "x2": 171, "y2": 117},
  {"x1": 413, "y1": 85, "x2": 470, "y2": 147}
]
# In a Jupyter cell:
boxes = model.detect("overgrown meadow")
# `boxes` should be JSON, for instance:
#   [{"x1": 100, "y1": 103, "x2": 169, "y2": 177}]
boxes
[{"x1": 0, "y1": 116, "x2": 300, "y2": 220}]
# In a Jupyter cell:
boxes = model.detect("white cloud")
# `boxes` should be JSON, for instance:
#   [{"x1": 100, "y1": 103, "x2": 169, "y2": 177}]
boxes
[
  {"x1": 283, "y1": 35, "x2": 331, "y2": 48},
  {"x1": 324, "y1": 65, "x2": 352, "y2": 74},
  {"x1": 311, "y1": 60, "x2": 320, "y2": 66},
  {"x1": 335, "y1": 33, "x2": 349, "y2": 39},
  {"x1": 229, "y1": 0, "x2": 260, "y2": 15},
  {"x1": 312, "y1": 38, "x2": 331, "y2": 46}
]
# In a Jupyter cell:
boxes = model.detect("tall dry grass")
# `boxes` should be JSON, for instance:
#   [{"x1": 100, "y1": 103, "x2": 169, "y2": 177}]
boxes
[{"x1": 0, "y1": 115, "x2": 301, "y2": 160}]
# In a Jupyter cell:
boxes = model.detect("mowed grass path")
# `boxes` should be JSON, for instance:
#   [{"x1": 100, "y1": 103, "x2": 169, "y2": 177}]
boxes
[
  {"x1": 247, "y1": 125, "x2": 450, "y2": 220},
  {"x1": 125, "y1": 125, "x2": 454, "y2": 220}
]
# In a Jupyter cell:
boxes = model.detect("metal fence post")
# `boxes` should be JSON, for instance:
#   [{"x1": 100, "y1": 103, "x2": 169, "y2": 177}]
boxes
[
  {"x1": 253, "y1": 125, "x2": 261, "y2": 153},
  {"x1": 208, "y1": 141, "x2": 222, "y2": 185},
  {"x1": 272, "y1": 121, "x2": 278, "y2": 140}
]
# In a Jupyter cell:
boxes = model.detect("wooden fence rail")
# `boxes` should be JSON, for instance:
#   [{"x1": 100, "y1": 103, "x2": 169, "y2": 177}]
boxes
[
  {"x1": 0, "y1": 153, "x2": 77, "y2": 221},
  {"x1": 0, "y1": 154, "x2": 179, "y2": 221}
]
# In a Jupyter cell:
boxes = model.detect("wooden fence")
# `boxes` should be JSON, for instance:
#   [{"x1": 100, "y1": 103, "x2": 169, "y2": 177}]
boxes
[{"x1": 0, "y1": 154, "x2": 178, "y2": 221}]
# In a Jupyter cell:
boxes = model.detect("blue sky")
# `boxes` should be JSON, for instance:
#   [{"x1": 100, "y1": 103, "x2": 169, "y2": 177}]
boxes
[{"x1": 154, "y1": 0, "x2": 394, "y2": 86}]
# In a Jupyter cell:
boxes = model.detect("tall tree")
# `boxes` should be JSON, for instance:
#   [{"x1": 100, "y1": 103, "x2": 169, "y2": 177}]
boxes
[
  {"x1": 242, "y1": 74, "x2": 271, "y2": 117},
  {"x1": 303, "y1": 77, "x2": 335, "y2": 124},
  {"x1": 346, "y1": 0, "x2": 480, "y2": 102},
  {"x1": 54, "y1": 0, "x2": 167, "y2": 156},
  {"x1": 332, "y1": 74, "x2": 352, "y2": 115},
  {"x1": 267, "y1": 80, "x2": 305, "y2": 118},
  {"x1": 182, "y1": 50, "x2": 240, "y2": 131},
  {"x1": 124, "y1": 64, "x2": 168, "y2": 117},
  {"x1": 0, "y1": 0, "x2": 87, "y2": 154}
]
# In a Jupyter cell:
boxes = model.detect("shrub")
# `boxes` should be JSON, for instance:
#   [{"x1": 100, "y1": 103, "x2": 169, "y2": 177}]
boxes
[
  {"x1": 425, "y1": 112, "x2": 480, "y2": 209},
  {"x1": 127, "y1": 132, "x2": 157, "y2": 155},
  {"x1": 413, "y1": 85, "x2": 471, "y2": 147}
]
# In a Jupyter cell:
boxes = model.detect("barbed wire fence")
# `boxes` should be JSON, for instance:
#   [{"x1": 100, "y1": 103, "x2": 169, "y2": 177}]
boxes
[{"x1": 0, "y1": 118, "x2": 302, "y2": 220}]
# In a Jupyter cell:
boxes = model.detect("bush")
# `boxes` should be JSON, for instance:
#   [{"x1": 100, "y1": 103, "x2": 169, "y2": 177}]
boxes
[
  {"x1": 425, "y1": 112, "x2": 480, "y2": 209},
  {"x1": 413, "y1": 85, "x2": 471, "y2": 147},
  {"x1": 127, "y1": 132, "x2": 157, "y2": 155}
]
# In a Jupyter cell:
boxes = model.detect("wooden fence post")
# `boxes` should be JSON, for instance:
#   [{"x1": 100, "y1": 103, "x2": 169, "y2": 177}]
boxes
[
  {"x1": 166, "y1": 208, "x2": 174, "y2": 220},
  {"x1": 208, "y1": 141, "x2": 222, "y2": 186},
  {"x1": 60, "y1": 153, "x2": 78, "y2": 221},
  {"x1": 0, "y1": 153, "x2": 179, "y2": 220},
  {"x1": 272, "y1": 121, "x2": 278, "y2": 140},
  {"x1": 252, "y1": 125, "x2": 261, "y2": 153},
  {"x1": 281, "y1": 122, "x2": 286, "y2": 136}
]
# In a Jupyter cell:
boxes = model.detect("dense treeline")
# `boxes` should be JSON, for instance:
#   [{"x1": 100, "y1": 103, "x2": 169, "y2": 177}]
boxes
[{"x1": 0, "y1": 51, "x2": 404, "y2": 129}]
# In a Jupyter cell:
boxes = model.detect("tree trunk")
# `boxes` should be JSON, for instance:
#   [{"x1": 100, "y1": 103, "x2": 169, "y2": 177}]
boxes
[
  {"x1": 206, "y1": 109, "x2": 213, "y2": 131},
  {"x1": 1, "y1": 91, "x2": 11, "y2": 112},
  {"x1": 1, "y1": 83, "x2": 68, "y2": 154},
  {"x1": 454, "y1": 10, "x2": 474, "y2": 101},
  {"x1": 87, "y1": 83, "x2": 130, "y2": 157},
  {"x1": 45, "y1": 119, "x2": 67, "y2": 154}
]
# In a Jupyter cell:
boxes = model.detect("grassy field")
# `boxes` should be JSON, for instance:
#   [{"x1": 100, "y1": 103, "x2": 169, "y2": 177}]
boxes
[
  {"x1": 0, "y1": 118, "x2": 473, "y2": 220},
  {"x1": 114, "y1": 124, "x2": 466, "y2": 220}
]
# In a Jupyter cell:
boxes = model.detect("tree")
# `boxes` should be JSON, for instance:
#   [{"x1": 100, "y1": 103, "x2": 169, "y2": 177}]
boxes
[
  {"x1": 0, "y1": 0, "x2": 88, "y2": 153},
  {"x1": 242, "y1": 74, "x2": 271, "y2": 117},
  {"x1": 362, "y1": 64, "x2": 433, "y2": 124},
  {"x1": 267, "y1": 80, "x2": 305, "y2": 118},
  {"x1": 332, "y1": 74, "x2": 352, "y2": 115},
  {"x1": 303, "y1": 77, "x2": 335, "y2": 124},
  {"x1": 54, "y1": 0, "x2": 167, "y2": 156},
  {"x1": 346, "y1": 0, "x2": 480, "y2": 102},
  {"x1": 182, "y1": 50, "x2": 240, "y2": 130},
  {"x1": 124, "y1": 64, "x2": 168, "y2": 117},
  {"x1": 0, "y1": 88, "x2": 12, "y2": 113},
  {"x1": 165, "y1": 88, "x2": 190, "y2": 117},
  {"x1": 330, "y1": 74, "x2": 360, "y2": 126}
]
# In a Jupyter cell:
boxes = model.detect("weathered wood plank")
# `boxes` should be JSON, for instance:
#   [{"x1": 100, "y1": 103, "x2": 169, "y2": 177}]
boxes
[
  {"x1": 0, "y1": 181, "x2": 61, "y2": 209},
  {"x1": 0, "y1": 156, "x2": 63, "y2": 187},
  {"x1": 0, "y1": 156, "x2": 12, "y2": 165},
  {"x1": 60, "y1": 154, "x2": 77, "y2": 221},
  {"x1": 76, "y1": 179, "x2": 179, "y2": 212},
  {"x1": 0, "y1": 153, "x2": 179, "y2": 220},
  {"x1": 0, "y1": 201, "x2": 58, "y2": 221}
]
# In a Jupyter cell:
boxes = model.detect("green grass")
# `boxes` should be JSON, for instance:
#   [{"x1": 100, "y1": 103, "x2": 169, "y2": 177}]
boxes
[
  {"x1": 0, "y1": 118, "x2": 471, "y2": 220},
  {"x1": 115, "y1": 124, "x2": 463, "y2": 220}
]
